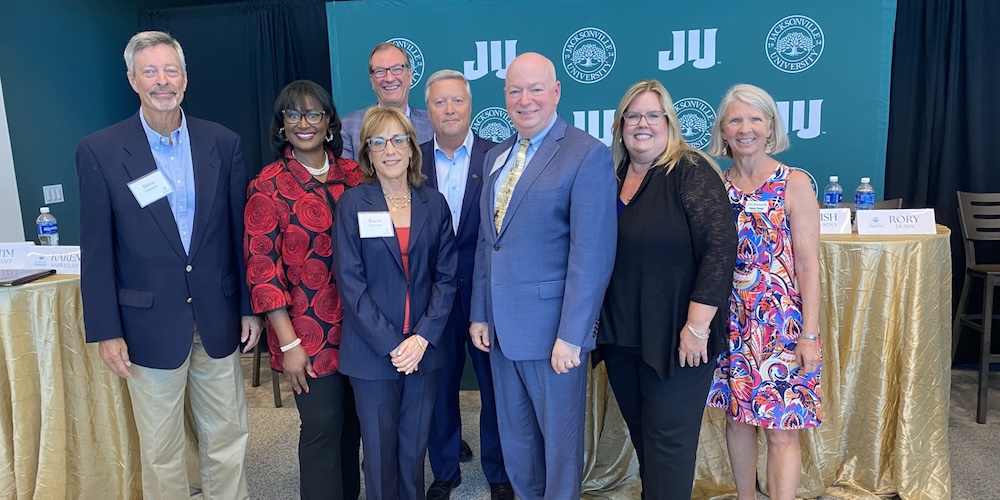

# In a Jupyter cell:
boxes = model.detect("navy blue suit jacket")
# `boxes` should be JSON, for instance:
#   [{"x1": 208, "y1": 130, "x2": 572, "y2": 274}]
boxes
[
  {"x1": 333, "y1": 182, "x2": 458, "y2": 380},
  {"x1": 419, "y1": 135, "x2": 497, "y2": 322},
  {"x1": 76, "y1": 113, "x2": 252, "y2": 369}
]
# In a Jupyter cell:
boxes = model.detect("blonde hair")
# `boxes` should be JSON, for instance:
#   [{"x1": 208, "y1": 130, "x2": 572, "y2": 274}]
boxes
[
  {"x1": 707, "y1": 83, "x2": 789, "y2": 159},
  {"x1": 611, "y1": 79, "x2": 720, "y2": 176},
  {"x1": 357, "y1": 107, "x2": 425, "y2": 187}
]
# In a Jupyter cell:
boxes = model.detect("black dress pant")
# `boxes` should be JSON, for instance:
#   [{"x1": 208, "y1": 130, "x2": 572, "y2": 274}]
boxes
[
  {"x1": 293, "y1": 372, "x2": 348, "y2": 500},
  {"x1": 600, "y1": 344, "x2": 714, "y2": 500}
]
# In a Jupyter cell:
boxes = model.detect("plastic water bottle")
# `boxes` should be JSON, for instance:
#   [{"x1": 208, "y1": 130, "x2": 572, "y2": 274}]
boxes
[
  {"x1": 36, "y1": 207, "x2": 59, "y2": 246},
  {"x1": 822, "y1": 176, "x2": 843, "y2": 208},
  {"x1": 854, "y1": 177, "x2": 875, "y2": 211}
]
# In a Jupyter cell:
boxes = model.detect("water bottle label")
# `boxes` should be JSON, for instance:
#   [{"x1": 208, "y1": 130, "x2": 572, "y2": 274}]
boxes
[
  {"x1": 823, "y1": 192, "x2": 842, "y2": 205},
  {"x1": 37, "y1": 222, "x2": 58, "y2": 235},
  {"x1": 855, "y1": 193, "x2": 875, "y2": 206}
]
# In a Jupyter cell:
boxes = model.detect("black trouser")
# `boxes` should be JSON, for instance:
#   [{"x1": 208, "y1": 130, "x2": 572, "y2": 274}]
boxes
[
  {"x1": 292, "y1": 372, "x2": 360, "y2": 500},
  {"x1": 600, "y1": 345, "x2": 714, "y2": 500}
]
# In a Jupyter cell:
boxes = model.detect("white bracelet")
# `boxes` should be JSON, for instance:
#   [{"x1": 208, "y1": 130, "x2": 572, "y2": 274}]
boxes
[
  {"x1": 279, "y1": 338, "x2": 302, "y2": 352},
  {"x1": 801, "y1": 334, "x2": 819, "y2": 342},
  {"x1": 685, "y1": 323, "x2": 710, "y2": 340}
]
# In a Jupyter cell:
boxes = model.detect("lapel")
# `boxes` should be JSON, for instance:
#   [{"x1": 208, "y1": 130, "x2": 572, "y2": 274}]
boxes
[
  {"x1": 420, "y1": 141, "x2": 437, "y2": 190},
  {"x1": 496, "y1": 117, "x2": 565, "y2": 239},
  {"x1": 457, "y1": 138, "x2": 485, "y2": 236},
  {"x1": 409, "y1": 186, "x2": 429, "y2": 257},
  {"x1": 121, "y1": 114, "x2": 186, "y2": 260},
  {"x1": 186, "y1": 118, "x2": 221, "y2": 260}
]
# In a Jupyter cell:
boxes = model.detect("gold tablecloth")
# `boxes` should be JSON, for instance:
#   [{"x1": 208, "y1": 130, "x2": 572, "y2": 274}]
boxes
[
  {"x1": 0, "y1": 275, "x2": 141, "y2": 499},
  {"x1": 586, "y1": 227, "x2": 953, "y2": 499}
]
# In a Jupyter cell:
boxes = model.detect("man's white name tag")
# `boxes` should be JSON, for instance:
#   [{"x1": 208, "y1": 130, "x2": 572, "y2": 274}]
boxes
[
  {"x1": 127, "y1": 169, "x2": 173, "y2": 208},
  {"x1": 359, "y1": 211, "x2": 394, "y2": 238},
  {"x1": 856, "y1": 209, "x2": 937, "y2": 235},
  {"x1": 819, "y1": 209, "x2": 851, "y2": 234}
]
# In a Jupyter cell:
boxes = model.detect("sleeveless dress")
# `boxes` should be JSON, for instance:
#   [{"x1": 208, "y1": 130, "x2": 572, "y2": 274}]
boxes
[{"x1": 706, "y1": 162, "x2": 822, "y2": 429}]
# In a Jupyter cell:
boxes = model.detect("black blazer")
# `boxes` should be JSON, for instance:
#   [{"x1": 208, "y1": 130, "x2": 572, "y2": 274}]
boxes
[{"x1": 332, "y1": 181, "x2": 458, "y2": 380}]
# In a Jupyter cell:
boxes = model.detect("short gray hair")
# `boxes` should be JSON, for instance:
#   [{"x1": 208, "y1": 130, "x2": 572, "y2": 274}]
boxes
[
  {"x1": 124, "y1": 31, "x2": 187, "y2": 76},
  {"x1": 423, "y1": 69, "x2": 471, "y2": 104}
]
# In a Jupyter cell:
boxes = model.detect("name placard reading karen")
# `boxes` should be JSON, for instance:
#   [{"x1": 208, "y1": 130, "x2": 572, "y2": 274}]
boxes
[
  {"x1": 819, "y1": 208, "x2": 851, "y2": 234},
  {"x1": 856, "y1": 209, "x2": 937, "y2": 235},
  {"x1": 0, "y1": 242, "x2": 36, "y2": 269},
  {"x1": 26, "y1": 245, "x2": 81, "y2": 274}
]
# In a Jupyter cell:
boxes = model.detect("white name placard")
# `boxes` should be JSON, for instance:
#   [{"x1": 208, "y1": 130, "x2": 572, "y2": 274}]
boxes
[
  {"x1": 856, "y1": 209, "x2": 937, "y2": 235},
  {"x1": 26, "y1": 245, "x2": 81, "y2": 274},
  {"x1": 819, "y1": 209, "x2": 852, "y2": 234},
  {"x1": 0, "y1": 241, "x2": 35, "y2": 269}
]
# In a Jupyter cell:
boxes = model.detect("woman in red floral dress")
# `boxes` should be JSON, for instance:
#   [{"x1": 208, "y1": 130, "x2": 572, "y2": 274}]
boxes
[{"x1": 244, "y1": 80, "x2": 363, "y2": 500}]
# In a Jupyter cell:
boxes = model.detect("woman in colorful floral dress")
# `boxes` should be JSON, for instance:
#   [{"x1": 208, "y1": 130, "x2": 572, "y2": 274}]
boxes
[
  {"x1": 244, "y1": 80, "x2": 362, "y2": 500},
  {"x1": 706, "y1": 84, "x2": 822, "y2": 500}
]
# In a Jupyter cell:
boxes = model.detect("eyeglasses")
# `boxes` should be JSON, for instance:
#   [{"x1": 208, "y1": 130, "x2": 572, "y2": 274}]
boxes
[
  {"x1": 370, "y1": 64, "x2": 409, "y2": 78},
  {"x1": 282, "y1": 109, "x2": 326, "y2": 125},
  {"x1": 367, "y1": 134, "x2": 410, "y2": 152},
  {"x1": 622, "y1": 111, "x2": 667, "y2": 126}
]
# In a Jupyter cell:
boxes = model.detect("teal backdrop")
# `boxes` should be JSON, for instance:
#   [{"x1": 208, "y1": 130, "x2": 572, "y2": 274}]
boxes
[{"x1": 328, "y1": 0, "x2": 897, "y2": 198}]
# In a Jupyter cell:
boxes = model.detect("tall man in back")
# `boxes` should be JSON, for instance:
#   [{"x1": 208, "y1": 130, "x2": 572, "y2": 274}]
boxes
[
  {"x1": 419, "y1": 70, "x2": 512, "y2": 500},
  {"x1": 469, "y1": 52, "x2": 617, "y2": 499},
  {"x1": 76, "y1": 31, "x2": 261, "y2": 500},
  {"x1": 340, "y1": 42, "x2": 433, "y2": 160}
]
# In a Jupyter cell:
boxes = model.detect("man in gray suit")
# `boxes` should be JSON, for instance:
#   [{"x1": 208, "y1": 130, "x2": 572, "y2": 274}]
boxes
[
  {"x1": 340, "y1": 42, "x2": 433, "y2": 160},
  {"x1": 469, "y1": 52, "x2": 617, "y2": 499}
]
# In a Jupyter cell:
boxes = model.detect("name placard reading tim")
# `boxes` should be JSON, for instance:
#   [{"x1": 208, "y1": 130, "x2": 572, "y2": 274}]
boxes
[{"x1": 856, "y1": 209, "x2": 937, "y2": 235}]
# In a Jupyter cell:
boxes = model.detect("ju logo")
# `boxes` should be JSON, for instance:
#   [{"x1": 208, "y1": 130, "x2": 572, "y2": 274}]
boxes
[
  {"x1": 572, "y1": 109, "x2": 615, "y2": 147},
  {"x1": 765, "y1": 15, "x2": 825, "y2": 73},
  {"x1": 658, "y1": 29, "x2": 718, "y2": 71},
  {"x1": 776, "y1": 99, "x2": 823, "y2": 139},
  {"x1": 387, "y1": 37, "x2": 424, "y2": 88},
  {"x1": 673, "y1": 98, "x2": 716, "y2": 150},
  {"x1": 562, "y1": 27, "x2": 616, "y2": 84},
  {"x1": 472, "y1": 107, "x2": 515, "y2": 143},
  {"x1": 464, "y1": 40, "x2": 518, "y2": 80}
]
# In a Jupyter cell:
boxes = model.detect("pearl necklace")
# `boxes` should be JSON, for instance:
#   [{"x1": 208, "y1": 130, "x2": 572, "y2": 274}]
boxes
[
  {"x1": 292, "y1": 150, "x2": 330, "y2": 177},
  {"x1": 382, "y1": 188, "x2": 411, "y2": 212}
]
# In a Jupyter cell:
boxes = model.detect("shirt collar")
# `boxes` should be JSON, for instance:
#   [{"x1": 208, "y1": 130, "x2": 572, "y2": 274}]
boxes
[
  {"x1": 433, "y1": 129, "x2": 474, "y2": 159},
  {"x1": 517, "y1": 113, "x2": 558, "y2": 151},
  {"x1": 138, "y1": 107, "x2": 187, "y2": 147}
]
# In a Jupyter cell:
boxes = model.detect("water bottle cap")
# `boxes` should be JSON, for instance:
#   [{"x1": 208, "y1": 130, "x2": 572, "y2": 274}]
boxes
[
  {"x1": 40, "y1": 207, "x2": 50, "y2": 214},
  {"x1": 829, "y1": 176, "x2": 838, "y2": 182},
  {"x1": 861, "y1": 177, "x2": 871, "y2": 183}
]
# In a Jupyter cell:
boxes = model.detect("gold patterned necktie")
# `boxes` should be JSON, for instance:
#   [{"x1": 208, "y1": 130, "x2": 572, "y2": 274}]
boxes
[{"x1": 494, "y1": 138, "x2": 531, "y2": 233}]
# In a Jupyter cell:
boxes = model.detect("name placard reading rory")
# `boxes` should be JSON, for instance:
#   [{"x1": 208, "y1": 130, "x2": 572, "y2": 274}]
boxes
[{"x1": 856, "y1": 209, "x2": 937, "y2": 235}]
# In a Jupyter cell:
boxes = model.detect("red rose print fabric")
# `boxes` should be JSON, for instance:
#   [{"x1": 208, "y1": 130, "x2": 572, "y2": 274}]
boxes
[{"x1": 243, "y1": 146, "x2": 361, "y2": 376}]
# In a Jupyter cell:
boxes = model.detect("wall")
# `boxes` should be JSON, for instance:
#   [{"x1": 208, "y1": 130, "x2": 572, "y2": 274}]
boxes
[{"x1": 0, "y1": 75, "x2": 23, "y2": 242}]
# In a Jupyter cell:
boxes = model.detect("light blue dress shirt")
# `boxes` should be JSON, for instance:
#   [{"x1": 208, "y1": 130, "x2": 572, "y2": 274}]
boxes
[
  {"x1": 433, "y1": 129, "x2": 474, "y2": 233},
  {"x1": 492, "y1": 113, "x2": 558, "y2": 203},
  {"x1": 139, "y1": 109, "x2": 196, "y2": 254}
]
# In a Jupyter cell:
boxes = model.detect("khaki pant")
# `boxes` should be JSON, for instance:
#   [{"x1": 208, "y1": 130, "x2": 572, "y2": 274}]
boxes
[{"x1": 127, "y1": 330, "x2": 249, "y2": 500}]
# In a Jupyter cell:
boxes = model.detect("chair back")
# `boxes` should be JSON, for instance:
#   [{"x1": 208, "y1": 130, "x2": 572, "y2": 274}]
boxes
[{"x1": 956, "y1": 191, "x2": 1000, "y2": 267}]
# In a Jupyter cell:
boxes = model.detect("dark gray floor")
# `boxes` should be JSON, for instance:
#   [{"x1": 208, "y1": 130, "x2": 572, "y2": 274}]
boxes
[{"x1": 242, "y1": 357, "x2": 999, "y2": 499}]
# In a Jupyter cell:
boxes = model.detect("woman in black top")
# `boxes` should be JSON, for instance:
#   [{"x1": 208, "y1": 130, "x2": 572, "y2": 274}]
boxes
[{"x1": 598, "y1": 79, "x2": 737, "y2": 499}]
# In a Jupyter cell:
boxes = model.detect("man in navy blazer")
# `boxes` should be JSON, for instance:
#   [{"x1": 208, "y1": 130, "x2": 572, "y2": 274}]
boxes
[
  {"x1": 470, "y1": 53, "x2": 617, "y2": 499},
  {"x1": 340, "y1": 42, "x2": 433, "y2": 161},
  {"x1": 75, "y1": 31, "x2": 261, "y2": 500},
  {"x1": 419, "y1": 70, "x2": 511, "y2": 500}
]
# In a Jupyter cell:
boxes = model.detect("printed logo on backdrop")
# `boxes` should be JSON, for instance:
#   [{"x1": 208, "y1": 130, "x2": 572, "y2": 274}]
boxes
[
  {"x1": 572, "y1": 110, "x2": 615, "y2": 147},
  {"x1": 765, "y1": 15, "x2": 825, "y2": 73},
  {"x1": 776, "y1": 99, "x2": 823, "y2": 139},
  {"x1": 472, "y1": 107, "x2": 516, "y2": 142},
  {"x1": 562, "y1": 27, "x2": 616, "y2": 84},
  {"x1": 464, "y1": 40, "x2": 518, "y2": 80},
  {"x1": 659, "y1": 29, "x2": 718, "y2": 71},
  {"x1": 673, "y1": 98, "x2": 716, "y2": 150},
  {"x1": 387, "y1": 38, "x2": 424, "y2": 88},
  {"x1": 790, "y1": 167, "x2": 819, "y2": 196}
]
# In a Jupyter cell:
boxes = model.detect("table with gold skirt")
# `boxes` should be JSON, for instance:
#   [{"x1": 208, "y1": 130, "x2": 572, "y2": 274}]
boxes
[
  {"x1": 0, "y1": 275, "x2": 141, "y2": 499},
  {"x1": 584, "y1": 226, "x2": 953, "y2": 499}
]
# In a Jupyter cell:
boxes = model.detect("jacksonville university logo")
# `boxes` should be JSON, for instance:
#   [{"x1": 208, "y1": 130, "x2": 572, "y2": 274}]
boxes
[
  {"x1": 659, "y1": 29, "x2": 718, "y2": 71},
  {"x1": 472, "y1": 107, "x2": 516, "y2": 143},
  {"x1": 387, "y1": 37, "x2": 424, "y2": 89},
  {"x1": 464, "y1": 40, "x2": 518, "y2": 80},
  {"x1": 562, "y1": 27, "x2": 616, "y2": 84},
  {"x1": 572, "y1": 110, "x2": 615, "y2": 147},
  {"x1": 673, "y1": 98, "x2": 716, "y2": 150},
  {"x1": 776, "y1": 99, "x2": 823, "y2": 139},
  {"x1": 765, "y1": 15, "x2": 825, "y2": 73}
]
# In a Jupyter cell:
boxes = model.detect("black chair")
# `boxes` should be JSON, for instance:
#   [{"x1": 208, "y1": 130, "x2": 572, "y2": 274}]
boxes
[
  {"x1": 252, "y1": 329, "x2": 283, "y2": 408},
  {"x1": 952, "y1": 191, "x2": 1000, "y2": 424}
]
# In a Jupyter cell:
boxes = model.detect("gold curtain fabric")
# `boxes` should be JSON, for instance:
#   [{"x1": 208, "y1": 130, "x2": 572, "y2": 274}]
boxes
[
  {"x1": 0, "y1": 275, "x2": 141, "y2": 500},
  {"x1": 585, "y1": 227, "x2": 953, "y2": 499}
]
